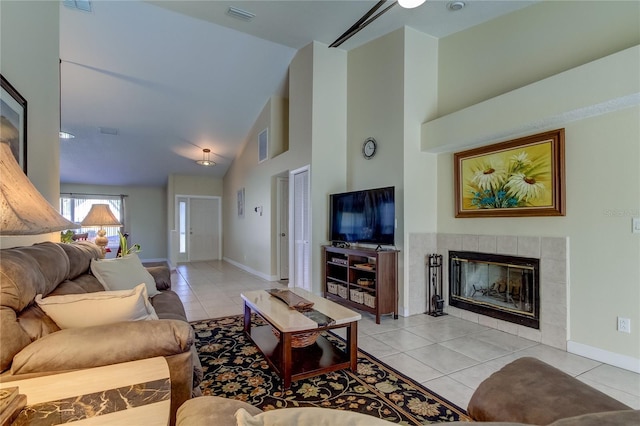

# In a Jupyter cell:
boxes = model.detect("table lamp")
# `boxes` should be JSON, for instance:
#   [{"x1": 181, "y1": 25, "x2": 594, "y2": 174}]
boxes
[
  {"x1": 80, "y1": 204, "x2": 121, "y2": 257},
  {"x1": 1, "y1": 119, "x2": 78, "y2": 235}
]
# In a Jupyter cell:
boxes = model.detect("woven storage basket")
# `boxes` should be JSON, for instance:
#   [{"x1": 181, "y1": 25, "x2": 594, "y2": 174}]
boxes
[
  {"x1": 357, "y1": 278, "x2": 374, "y2": 287},
  {"x1": 337, "y1": 285, "x2": 349, "y2": 299},
  {"x1": 364, "y1": 293, "x2": 376, "y2": 308},
  {"x1": 350, "y1": 289, "x2": 364, "y2": 304},
  {"x1": 272, "y1": 328, "x2": 320, "y2": 348},
  {"x1": 327, "y1": 282, "x2": 338, "y2": 295}
]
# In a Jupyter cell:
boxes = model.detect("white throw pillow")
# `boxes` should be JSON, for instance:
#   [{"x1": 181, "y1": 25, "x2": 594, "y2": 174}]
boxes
[
  {"x1": 234, "y1": 407, "x2": 396, "y2": 426},
  {"x1": 90, "y1": 253, "x2": 160, "y2": 297},
  {"x1": 35, "y1": 283, "x2": 159, "y2": 329}
]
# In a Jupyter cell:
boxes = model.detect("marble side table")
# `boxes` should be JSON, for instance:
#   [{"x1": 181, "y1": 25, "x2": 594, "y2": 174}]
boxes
[{"x1": 0, "y1": 357, "x2": 171, "y2": 425}]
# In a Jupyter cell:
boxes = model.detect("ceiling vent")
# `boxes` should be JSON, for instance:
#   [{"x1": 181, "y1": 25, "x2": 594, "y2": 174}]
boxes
[
  {"x1": 98, "y1": 127, "x2": 119, "y2": 136},
  {"x1": 226, "y1": 6, "x2": 256, "y2": 22},
  {"x1": 62, "y1": 0, "x2": 92, "y2": 13}
]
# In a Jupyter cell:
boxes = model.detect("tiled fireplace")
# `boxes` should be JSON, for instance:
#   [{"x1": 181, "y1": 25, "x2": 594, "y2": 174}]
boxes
[
  {"x1": 408, "y1": 233, "x2": 568, "y2": 350},
  {"x1": 449, "y1": 251, "x2": 540, "y2": 329}
]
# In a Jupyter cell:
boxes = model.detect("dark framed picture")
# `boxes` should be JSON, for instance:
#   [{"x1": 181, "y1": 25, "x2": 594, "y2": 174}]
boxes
[
  {"x1": 0, "y1": 74, "x2": 27, "y2": 173},
  {"x1": 237, "y1": 187, "x2": 245, "y2": 218},
  {"x1": 454, "y1": 129, "x2": 565, "y2": 218}
]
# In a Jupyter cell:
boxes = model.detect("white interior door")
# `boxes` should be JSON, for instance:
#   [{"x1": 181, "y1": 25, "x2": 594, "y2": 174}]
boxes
[
  {"x1": 290, "y1": 166, "x2": 310, "y2": 291},
  {"x1": 278, "y1": 177, "x2": 289, "y2": 281},
  {"x1": 189, "y1": 197, "x2": 220, "y2": 262}
]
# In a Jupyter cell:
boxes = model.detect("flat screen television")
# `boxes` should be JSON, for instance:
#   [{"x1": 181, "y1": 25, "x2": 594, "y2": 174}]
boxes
[{"x1": 329, "y1": 186, "x2": 395, "y2": 246}]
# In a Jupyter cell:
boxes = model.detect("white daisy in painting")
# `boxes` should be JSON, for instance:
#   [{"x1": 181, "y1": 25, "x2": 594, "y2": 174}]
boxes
[
  {"x1": 504, "y1": 172, "x2": 545, "y2": 201},
  {"x1": 510, "y1": 151, "x2": 531, "y2": 168},
  {"x1": 470, "y1": 159, "x2": 507, "y2": 191}
]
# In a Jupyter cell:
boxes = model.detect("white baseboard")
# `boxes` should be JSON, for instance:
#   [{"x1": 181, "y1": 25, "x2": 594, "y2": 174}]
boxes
[
  {"x1": 223, "y1": 257, "x2": 278, "y2": 282},
  {"x1": 567, "y1": 340, "x2": 640, "y2": 373}
]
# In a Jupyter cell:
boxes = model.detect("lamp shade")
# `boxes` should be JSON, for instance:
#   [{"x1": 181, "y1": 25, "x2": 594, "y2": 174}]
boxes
[
  {"x1": 0, "y1": 141, "x2": 78, "y2": 235},
  {"x1": 81, "y1": 204, "x2": 121, "y2": 227}
]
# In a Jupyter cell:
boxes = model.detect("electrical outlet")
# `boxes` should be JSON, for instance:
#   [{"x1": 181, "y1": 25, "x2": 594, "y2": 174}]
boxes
[
  {"x1": 633, "y1": 217, "x2": 640, "y2": 234},
  {"x1": 617, "y1": 317, "x2": 631, "y2": 333}
]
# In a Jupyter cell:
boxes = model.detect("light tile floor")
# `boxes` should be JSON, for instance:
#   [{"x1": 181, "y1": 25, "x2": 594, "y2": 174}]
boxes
[{"x1": 174, "y1": 260, "x2": 640, "y2": 411}]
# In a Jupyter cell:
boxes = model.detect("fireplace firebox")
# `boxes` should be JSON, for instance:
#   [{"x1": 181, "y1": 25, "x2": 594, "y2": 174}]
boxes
[{"x1": 449, "y1": 251, "x2": 540, "y2": 329}]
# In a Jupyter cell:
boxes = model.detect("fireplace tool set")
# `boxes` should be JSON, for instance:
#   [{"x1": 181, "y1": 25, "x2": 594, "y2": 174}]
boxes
[{"x1": 427, "y1": 254, "x2": 446, "y2": 317}]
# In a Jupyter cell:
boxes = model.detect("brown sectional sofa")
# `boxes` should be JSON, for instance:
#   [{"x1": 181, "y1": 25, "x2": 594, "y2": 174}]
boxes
[
  {"x1": 0, "y1": 241, "x2": 202, "y2": 425},
  {"x1": 177, "y1": 357, "x2": 637, "y2": 425}
]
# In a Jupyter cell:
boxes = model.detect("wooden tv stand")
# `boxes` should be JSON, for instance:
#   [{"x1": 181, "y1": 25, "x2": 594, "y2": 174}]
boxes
[{"x1": 322, "y1": 245, "x2": 398, "y2": 324}]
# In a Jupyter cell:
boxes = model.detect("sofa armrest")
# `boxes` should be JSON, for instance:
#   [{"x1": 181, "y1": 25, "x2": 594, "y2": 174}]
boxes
[
  {"x1": 146, "y1": 265, "x2": 172, "y2": 290},
  {"x1": 11, "y1": 319, "x2": 193, "y2": 375},
  {"x1": 467, "y1": 357, "x2": 632, "y2": 425}
]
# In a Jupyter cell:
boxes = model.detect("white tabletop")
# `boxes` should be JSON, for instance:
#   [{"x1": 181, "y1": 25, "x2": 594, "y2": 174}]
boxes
[{"x1": 241, "y1": 287, "x2": 361, "y2": 333}]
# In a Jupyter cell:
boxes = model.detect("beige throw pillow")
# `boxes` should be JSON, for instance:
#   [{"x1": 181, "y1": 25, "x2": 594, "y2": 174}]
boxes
[
  {"x1": 234, "y1": 407, "x2": 397, "y2": 426},
  {"x1": 90, "y1": 253, "x2": 160, "y2": 297},
  {"x1": 35, "y1": 283, "x2": 158, "y2": 329}
]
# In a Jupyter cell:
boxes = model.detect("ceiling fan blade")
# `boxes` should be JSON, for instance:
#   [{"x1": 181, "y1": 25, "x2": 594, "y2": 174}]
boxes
[{"x1": 329, "y1": 0, "x2": 398, "y2": 48}]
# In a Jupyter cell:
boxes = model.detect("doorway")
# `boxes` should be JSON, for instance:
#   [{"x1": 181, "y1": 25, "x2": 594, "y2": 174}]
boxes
[
  {"x1": 277, "y1": 176, "x2": 289, "y2": 281},
  {"x1": 290, "y1": 166, "x2": 311, "y2": 291},
  {"x1": 176, "y1": 195, "x2": 221, "y2": 262}
]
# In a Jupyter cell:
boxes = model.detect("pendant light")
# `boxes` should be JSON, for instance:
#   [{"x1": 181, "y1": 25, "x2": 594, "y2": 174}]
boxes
[{"x1": 196, "y1": 148, "x2": 215, "y2": 166}]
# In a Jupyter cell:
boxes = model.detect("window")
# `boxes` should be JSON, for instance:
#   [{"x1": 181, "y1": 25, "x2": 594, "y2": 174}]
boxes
[
  {"x1": 60, "y1": 193, "x2": 125, "y2": 253},
  {"x1": 179, "y1": 200, "x2": 187, "y2": 254}
]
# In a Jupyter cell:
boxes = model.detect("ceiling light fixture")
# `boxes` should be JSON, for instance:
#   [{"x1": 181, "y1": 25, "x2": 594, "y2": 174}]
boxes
[
  {"x1": 447, "y1": 1, "x2": 466, "y2": 11},
  {"x1": 227, "y1": 6, "x2": 256, "y2": 22},
  {"x1": 398, "y1": 0, "x2": 426, "y2": 9},
  {"x1": 59, "y1": 131, "x2": 75, "y2": 139},
  {"x1": 196, "y1": 149, "x2": 215, "y2": 167}
]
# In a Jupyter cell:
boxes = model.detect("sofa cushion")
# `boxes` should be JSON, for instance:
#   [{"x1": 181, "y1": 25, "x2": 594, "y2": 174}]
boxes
[
  {"x1": 550, "y1": 410, "x2": 640, "y2": 425},
  {"x1": 0, "y1": 307, "x2": 31, "y2": 372},
  {"x1": 56, "y1": 241, "x2": 101, "y2": 280},
  {"x1": 146, "y1": 265, "x2": 172, "y2": 290},
  {"x1": 90, "y1": 253, "x2": 160, "y2": 297},
  {"x1": 49, "y1": 275, "x2": 105, "y2": 296},
  {"x1": 151, "y1": 290, "x2": 188, "y2": 322},
  {"x1": 177, "y1": 397, "x2": 263, "y2": 426},
  {"x1": 235, "y1": 407, "x2": 398, "y2": 426},
  {"x1": 11, "y1": 319, "x2": 194, "y2": 375},
  {"x1": 35, "y1": 283, "x2": 158, "y2": 329},
  {"x1": 17, "y1": 304, "x2": 61, "y2": 340}
]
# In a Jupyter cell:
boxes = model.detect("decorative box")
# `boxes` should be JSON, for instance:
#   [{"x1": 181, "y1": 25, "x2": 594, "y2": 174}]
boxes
[{"x1": 327, "y1": 282, "x2": 338, "y2": 295}]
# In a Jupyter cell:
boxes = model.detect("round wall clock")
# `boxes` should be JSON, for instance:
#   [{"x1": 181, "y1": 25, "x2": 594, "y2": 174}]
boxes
[{"x1": 362, "y1": 137, "x2": 377, "y2": 159}]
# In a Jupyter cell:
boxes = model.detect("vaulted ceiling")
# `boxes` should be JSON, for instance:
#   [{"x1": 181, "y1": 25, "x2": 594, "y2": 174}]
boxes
[{"x1": 59, "y1": 0, "x2": 536, "y2": 187}]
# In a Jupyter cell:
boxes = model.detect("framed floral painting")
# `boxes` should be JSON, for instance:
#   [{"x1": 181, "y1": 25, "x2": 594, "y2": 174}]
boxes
[{"x1": 454, "y1": 129, "x2": 565, "y2": 218}]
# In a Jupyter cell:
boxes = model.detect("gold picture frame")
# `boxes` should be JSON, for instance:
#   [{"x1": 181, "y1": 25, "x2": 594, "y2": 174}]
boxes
[{"x1": 454, "y1": 129, "x2": 565, "y2": 218}]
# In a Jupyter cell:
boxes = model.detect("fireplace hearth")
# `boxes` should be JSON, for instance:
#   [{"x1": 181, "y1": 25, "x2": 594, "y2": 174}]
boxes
[{"x1": 449, "y1": 251, "x2": 540, "y2": 329}]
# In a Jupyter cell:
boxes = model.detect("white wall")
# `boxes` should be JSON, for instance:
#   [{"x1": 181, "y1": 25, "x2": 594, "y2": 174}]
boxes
[
  {"x1": 61, "y1": 183, "x2": 167, "y2": 260},
  {"x1": 222, "y1": 43, "x2": 347, "y2": 288},
  {"x1": 0, "y1": 1, "x2": 60, "y2": 249}
]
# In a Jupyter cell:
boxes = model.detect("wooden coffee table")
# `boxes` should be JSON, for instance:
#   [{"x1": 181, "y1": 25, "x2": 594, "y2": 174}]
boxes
[{"x1": 241, "y1": 288, "x2": 361, "y2": 389}]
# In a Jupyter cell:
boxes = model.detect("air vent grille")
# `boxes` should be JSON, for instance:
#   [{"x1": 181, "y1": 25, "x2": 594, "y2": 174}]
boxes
[{"x1": 226, "y1": 6, "x2": 256, "y2": 22}]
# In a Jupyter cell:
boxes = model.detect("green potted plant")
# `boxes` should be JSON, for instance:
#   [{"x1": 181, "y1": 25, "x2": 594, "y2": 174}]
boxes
[
  {"x1": 118, "y1": 232, "x2": 141, "y2": 257},
  {"x1": 60, "y1": 230, "x2": 75, "y2": 243}
]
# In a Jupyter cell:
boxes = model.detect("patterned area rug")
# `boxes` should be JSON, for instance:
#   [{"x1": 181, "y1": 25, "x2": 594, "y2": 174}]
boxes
[{"x1": 192, "y1": 315, "x2": 471, "y2": 424}]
